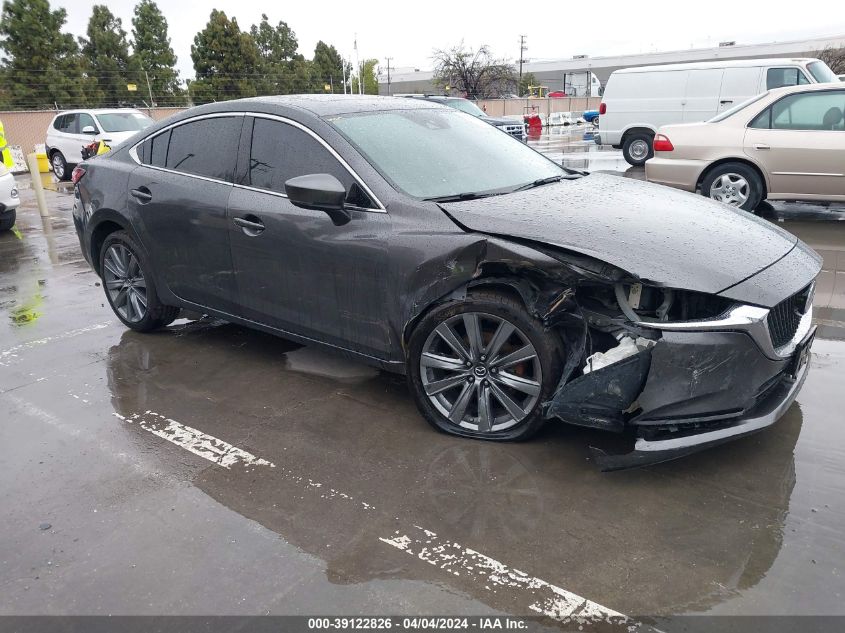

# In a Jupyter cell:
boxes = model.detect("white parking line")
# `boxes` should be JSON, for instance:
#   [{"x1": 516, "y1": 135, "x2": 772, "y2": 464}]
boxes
[
  {"x1": 113, "y1": 411, "x2": 275, "y2": 469},
  {"x1": 0, "y1": 322, "x2": 111, "y2": 366},
  {"x1": 380, "y1": 526, "x2": 625, "y2": 622},
  {"x1": 104, "y1": 404, "x2": 626, "y2": 622}
]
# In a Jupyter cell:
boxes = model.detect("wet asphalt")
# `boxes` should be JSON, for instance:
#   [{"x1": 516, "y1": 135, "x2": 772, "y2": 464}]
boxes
[{"x1": 2, "y1": 130, "x2": 845, "y2": 620}]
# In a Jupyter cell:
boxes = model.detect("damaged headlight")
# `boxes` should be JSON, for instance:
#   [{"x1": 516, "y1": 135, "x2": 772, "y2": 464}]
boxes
[{"x1": 613, "y1": 282, "x2": 735, "y2": 323}]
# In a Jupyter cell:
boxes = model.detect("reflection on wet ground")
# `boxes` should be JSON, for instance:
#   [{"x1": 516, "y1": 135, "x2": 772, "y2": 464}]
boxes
[{"x1": 2, "y1": 151, "x2": 845, "y2": 619}]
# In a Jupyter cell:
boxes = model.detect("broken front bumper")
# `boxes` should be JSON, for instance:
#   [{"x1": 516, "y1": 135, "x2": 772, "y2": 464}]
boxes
[{"x1": 546, "y1": 303, "x2": 816, "y2": 470}]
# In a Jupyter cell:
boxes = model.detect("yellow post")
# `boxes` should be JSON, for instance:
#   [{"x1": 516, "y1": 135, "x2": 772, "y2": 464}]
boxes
[{"x1": 26, "y1": 152, "x2": 49, "y2": 218}]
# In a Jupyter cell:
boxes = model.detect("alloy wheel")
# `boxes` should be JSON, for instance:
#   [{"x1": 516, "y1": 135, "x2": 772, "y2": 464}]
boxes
[
  {"x1": 51, "y1": 154, "x2": 65, "y2": 179},
  {"x1": 709, "y1": 173, "x2": 750, "y2": 207},
  {"x1": 103, "y1": 244, "x2": 148, "y2": 323},
  {"x1": 419, "y1": 312, "x2": 543, "y2": 433}
]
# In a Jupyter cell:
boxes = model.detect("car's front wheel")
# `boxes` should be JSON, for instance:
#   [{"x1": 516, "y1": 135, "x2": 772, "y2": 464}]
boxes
[
  {"x1": 622, "y1": 133, "x2": 653, "y2": 166},
  {"x1": 700, "y1": 162, "x2": 763, "y2": 211},
  {"x1": 99, "y1": 230, "x2": 179, "y2": 332},
  {"x1": 407, "y1": 290, "x2": 564, "y2": 441},
  {"x1": 0, "y1": 210, "x2": 15, "y2": 232}
]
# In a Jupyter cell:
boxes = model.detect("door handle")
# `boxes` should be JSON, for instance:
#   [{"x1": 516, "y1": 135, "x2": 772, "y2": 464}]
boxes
[
  {"x1": 130, "y1": 187, "x2": 152, "y2": 203},
  {"x1": 720, "y1": 99, "x2": 733, "y2": 105},
  {"x1": 233, "y1": 216, "x2": 265, "y2": 235},
  {"x1": 753, "y1": 144, "x2": 770, "y2": 150}
]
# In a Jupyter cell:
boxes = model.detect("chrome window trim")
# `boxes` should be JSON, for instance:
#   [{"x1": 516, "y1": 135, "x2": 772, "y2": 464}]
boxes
[
  {"x1": 636, "y1": 302, "x2": 814, "y2": 361},
  {"x1": 128, "y1": 111, "x2": 386, "y2": 212}
]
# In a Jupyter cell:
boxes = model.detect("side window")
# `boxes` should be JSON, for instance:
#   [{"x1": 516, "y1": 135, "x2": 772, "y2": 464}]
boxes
[
  {"x1": 78, "y1": 113, "x2": 96, "y2": 133},
  {"x1": 53, "y1": 115, "x2": 67, "y2": 131},
  {"x1": 749, "y1": 107, "x2": 771, "y2": 129},
  {"x1": 64, "y1": 113, "x2": 79, "y2": 134},
  {"x1": 766, "y1": 67, "x2": 810, "y2": 89},
  {"x1": 165, "y1": 117, "x2": 241, "y2": 181},
  {"x1": 771, "y1": 91, "x2": 845, "y2": 131},
  {"x1": 245, "y1": 117, "x2": 373, "y2": 207}
]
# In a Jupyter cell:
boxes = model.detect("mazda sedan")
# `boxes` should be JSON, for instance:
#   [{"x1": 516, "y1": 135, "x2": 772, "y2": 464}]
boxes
[{"x1": 72, "y1": 95, "x2": 821, "y2": 469}]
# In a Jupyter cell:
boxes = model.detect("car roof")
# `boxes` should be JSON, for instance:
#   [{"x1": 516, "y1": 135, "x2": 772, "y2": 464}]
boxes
[
  {"x1": 616, "y1": 57, "x2": 822, "y2": 74},
  {"x1": 233, "y1": 94, "x2": 445, "y2": 117},
  {"x1": 52, "y1": 108, "x2": 147, "y2": 117}
]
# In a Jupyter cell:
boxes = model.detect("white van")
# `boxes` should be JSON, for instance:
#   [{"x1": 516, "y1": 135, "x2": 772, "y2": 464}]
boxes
[{"x1": 597, "y1": 58, "x2": 839, "y2": 165}]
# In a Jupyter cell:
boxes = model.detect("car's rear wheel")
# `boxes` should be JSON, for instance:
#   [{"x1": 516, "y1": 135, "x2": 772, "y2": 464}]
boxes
[
  {"x1": 51, "y1": 151, "x2": 69, "y2": 181},
  {"x1": 622, "y1": 132, "x2": 653, "y2": 166},
  {"x1": 99, "y1": 231, "x2": 179, "y2": 332},
  {"x1": 407, "y1": 290, "x2": 564, "y2": 441},
  {"x1": 700, "y1": 162, "x2": 763, "y2": 211},
  {"x1": 0, "y1": 210, "x2": 15, "y2": 232}
]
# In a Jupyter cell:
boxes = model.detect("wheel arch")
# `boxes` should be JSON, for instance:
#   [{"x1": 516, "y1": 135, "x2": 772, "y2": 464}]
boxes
[
  {"x1": 621, "y1": 125, "x2": 656, "y2": 143},
  {"x1": 696, "y1": 157, "x2": 769, "y2": 198},
  {"x1": 88, "y1": 212, "x2": 144, "y2": 276}
]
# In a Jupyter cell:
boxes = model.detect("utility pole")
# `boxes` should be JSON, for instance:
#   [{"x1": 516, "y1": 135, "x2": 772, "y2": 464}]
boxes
[
  {"x1": 354, "y1": 34, "x2": 362, "y2": 95},
  {"x1": 518, "y1": 35, "x2": 527, "y2": 96},
  {"x1": 343, "y1": 59, "x2": 347, "y2": 94},
  {"x1": 144, "y1": 70, "x2": 155, "y2": 108},
  {"x1": 385, "y1": 57, "x2": 393, "y2": 96}
]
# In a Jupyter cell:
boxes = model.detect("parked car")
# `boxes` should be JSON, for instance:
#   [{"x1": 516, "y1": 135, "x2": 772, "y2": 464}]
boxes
[
  {"x1": 72, "y1": 96, "x2": 820, "y2": 469},
  {"x1": 582, "y1": 109, "x2": 599, "y2": 126},
  {"x1": 0, "y1": 165, "x2": 19, "y2": 232},
  {"x1": 646, "y1": 83, "x2": 845, "y2": 210},
  {"x1": 404, "y1": 95, "x2": 526, "y2": 140},
  {"x1": 46, "y1": 108, "x2": 154, "y2": 181},
  {"x1": 597, "y1": 58, "x2": 839, "y2": 166}
]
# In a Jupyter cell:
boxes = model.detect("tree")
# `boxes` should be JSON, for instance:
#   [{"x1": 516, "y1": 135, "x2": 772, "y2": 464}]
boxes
[
  {"x1": 816, "y1": 46, "x2": 845, "y2": 75},
  {"x1": 351, "y1": 59, "x2": 379, "y2": 95},
  {"x1": 0, "y1": 0, "x2": 86, "y2": 109},
  {"x1": 131, "y1": 0, "x2": 181, "y2": 106},
  {"x1": 249, "y1": 13, "x2": 300, "y2": 94},
  {"x1": 432, "y1": 43, "x2": 515, "y2": 98},
  {"x1": 518, "y1": 72, "x2": 537, "y2": 97},
  {"x1": 190, "y1": 10, "x2": 262, "y2": 104},
  {"x1": 312, "y1": 41, "x2": 344, "y2": 93},
  {"x1": 80, "y1": 5, "x2": 139, "y2": 107}
]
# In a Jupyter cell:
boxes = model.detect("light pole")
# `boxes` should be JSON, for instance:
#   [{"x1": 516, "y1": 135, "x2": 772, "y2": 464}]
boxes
[
  {"x1": 518, "y1": 35, "x2": 527, "y2": 96},
  {"x1": 385, "y1": 57, "x2": 393, "y2": 95}
]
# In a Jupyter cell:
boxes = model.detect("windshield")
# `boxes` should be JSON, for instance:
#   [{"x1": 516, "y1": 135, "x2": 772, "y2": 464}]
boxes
[
  {"x1": 708, "y1": 93, "x2": 769, "y2": 123},
  {"x1": 95, "y1": 112, "x2": 154, "y2": 133},
  {"x1": 807, "y1": 61, "x2": 838, "y2": 83},
  {"x1": 445, "y1": 99, "x2": 486, "y2": 117},
  {"x1": 330, "y1": 109, "x2": 564, "y2": 199}
]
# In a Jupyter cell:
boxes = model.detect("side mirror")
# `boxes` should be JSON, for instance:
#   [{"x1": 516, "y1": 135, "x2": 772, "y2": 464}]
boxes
[
  {"x1": 284, "y1": 173, "x2": 351, "y2": 225},
  {"x1": 82, "y1": 125, "x2": 97, "y2": 135}
]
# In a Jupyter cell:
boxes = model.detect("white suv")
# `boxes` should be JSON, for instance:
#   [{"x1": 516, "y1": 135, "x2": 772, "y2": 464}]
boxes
[{"x1": 45, "y1": 109, "x2": 154, "y2": 180}]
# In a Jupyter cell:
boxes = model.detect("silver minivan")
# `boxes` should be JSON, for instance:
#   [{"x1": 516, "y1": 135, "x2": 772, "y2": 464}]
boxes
[{"x1": 597, "y1": 58, "x2": 839, "y2": 165}]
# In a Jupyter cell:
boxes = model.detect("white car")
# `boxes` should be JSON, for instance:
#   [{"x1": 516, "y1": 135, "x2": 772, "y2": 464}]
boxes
[
  {"x1": 45, "y1": 109, "x2": 154, "y2": 180},
  {"x1": 0, "y1": 166, "x2": 19, "y2": 232}
]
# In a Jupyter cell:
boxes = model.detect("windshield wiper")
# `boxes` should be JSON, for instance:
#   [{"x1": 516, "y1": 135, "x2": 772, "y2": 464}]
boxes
[
  {"x1": 424, "y1": 191, "x2": 501, "y2": 203},
  {"x1": 511, "y1": 175, "x2": 566, "y2": 193}
]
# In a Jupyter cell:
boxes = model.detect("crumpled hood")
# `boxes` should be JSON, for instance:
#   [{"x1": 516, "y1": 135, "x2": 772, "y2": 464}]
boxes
[{"x1": 441, "y1": 173, "x2": 799, "y2": 295}]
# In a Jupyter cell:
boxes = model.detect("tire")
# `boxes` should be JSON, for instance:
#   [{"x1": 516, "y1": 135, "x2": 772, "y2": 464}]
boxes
[
  {"x1": 622, "y1": 132, "x2": 653, "y2": 166},
  {"x1": 407, "y1": 289, "x2": 564, "y2": 442},
  {"x1": 0, "y1": 210, "x2": 15, "y2": 232},
  {"x1": 51, "y1": 151, "x2": 69, "y2": 181},
  {"x1": 99, "y1": 230, "x2": 179, "y2": 332},
  {"x1": 700, "y1": 162, "x2": 763, "y2": 212}
]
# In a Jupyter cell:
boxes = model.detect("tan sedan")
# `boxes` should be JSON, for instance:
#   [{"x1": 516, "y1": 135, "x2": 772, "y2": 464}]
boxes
[{"x1": 646, "y1": 82, "x2": 845, "y2": 210}]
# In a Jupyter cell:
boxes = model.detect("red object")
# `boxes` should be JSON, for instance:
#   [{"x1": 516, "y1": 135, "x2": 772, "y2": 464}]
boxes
[
  {"x1": 653, "y1": 134, "x2": 674, "y2": 152},
  {"x1": 524, "y1": 113, "x2": 543, "y2": 137},
  {"x1": 599, "y1": 102, "x2": 607, "y2": 115},
  {"x1": 71, "y1": 166, "x2": 86, "y2": 184},
  {"x1": 548, "y1": 91, "x2": 567, "y2": 98}
]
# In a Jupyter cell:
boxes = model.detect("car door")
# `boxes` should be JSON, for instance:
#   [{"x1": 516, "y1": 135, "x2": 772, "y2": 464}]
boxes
[
  {"x1": 127, "y1": 114, "x2": 244, "y2": 313},
  {"x1": 227, "y1": 115, "x2": 392, "y2": 358},
  {"x1": 682, "y1": 69, "x2": 723, "y2": 122},
  {"x1": 717, "y1": 66, "x2": 762, "y2": 113},
  {"x1": 745, "y1": 89, "x2": 845, "y2": 199}
]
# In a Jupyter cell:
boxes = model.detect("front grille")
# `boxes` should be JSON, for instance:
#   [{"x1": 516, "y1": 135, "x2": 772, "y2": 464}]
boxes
[
  {"x1": 503, "y1": 124, "x2": 525, "y2": 138},
  {"x1": 767, "y1": 284, "x2": 812, "y2": 348}
]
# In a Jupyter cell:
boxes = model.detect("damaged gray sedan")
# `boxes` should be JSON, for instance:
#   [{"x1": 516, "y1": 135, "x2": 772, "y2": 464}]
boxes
[{"x1": 72, "y1": 95, "x2": 821, "y2": 469}]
